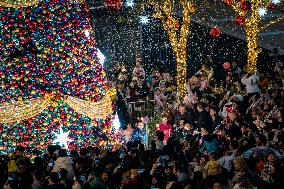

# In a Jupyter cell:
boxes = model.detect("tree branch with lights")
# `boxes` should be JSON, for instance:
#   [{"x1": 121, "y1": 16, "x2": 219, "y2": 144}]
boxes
[
  {"x1": 149, "y1": 0, "x2": 196, "y2": 99},
  {"x1": 225, "y1": 0, "x2": 282, "y2": 74}
]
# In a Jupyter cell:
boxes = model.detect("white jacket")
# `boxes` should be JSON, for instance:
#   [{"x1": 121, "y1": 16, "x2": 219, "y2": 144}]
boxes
[
  {"x1": 241, "y1": 74, "x2": 259, "y2": 94},
  {"x1": 52, "y1": 157, "x2": 75, "y2": 181}
]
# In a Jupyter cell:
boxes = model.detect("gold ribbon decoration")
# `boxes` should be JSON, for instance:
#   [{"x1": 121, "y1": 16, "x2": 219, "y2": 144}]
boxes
[
  {"x1": 0, "y1": 94, "x2": 51, "y2": 123},
  {"x1": 64, "y1": 95, "x2": 113, "y2": 120},
  {"x1": 0, "y1": 0, "x2": 40, "y2": 8},
  {"x1": 0, "y1": 92, "x2": 113, "y2": 123}
]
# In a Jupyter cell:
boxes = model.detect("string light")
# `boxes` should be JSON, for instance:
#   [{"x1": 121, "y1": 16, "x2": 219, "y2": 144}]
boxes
[
  {"x1": 0, "y1": 0, "x2": 115, "y2": 154},
  {"x1": 258, "y1": 7, "x2": 267, "y2": 17},
  {"x1": 113, "y1": 113, "x2": 121, "y2": 134},
  {"x1": 140, "y1": 15, "x2": 150, "y2": 24},
  {"x1": 0, "y1": 0, "x2": 40, "y2": 8},
  {"x1": 261, "y1": 16, "x2": 284, "y2": 31},
  {"x1": 97, "y1": 49, "x2": 106, "y2": 66},
  {"x1": 53, "y1": 126, "x2": 72, "y2": 148},
  {"x1": 150, "y1": 0, "x2": 196, "y2": 99},
  {"x1": 126, "y1": 0, "x2": 134, "y2": 7},
  {"x1": 272, "y1": 0, "x2": 280, "y2": 4},
  {"x1": 229, "y1": 0, "x2": 264, "y2": 74},
  {"x1": 0, "y1": 94, "x2": 52, "y2": 123}
]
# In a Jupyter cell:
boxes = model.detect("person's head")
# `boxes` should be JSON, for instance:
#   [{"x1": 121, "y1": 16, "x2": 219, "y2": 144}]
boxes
[
  {"x1": 155, "y1": 131, "x2": 165, "y2": 141},
  {"x1": 136, "y1": 60, "x2": 141, "y2": 67},
  {"x1": 162, "y1": 116, "x2": 168, "y2": 124},
  {"x1": 166, "y1": 181, "x2": 182, "y2": 189},
  {"x1": 232, "y1": 61, "x2": 237, "y2": 68},
  {"x1": 155, "y1": 88, "x2": 161, "y2": 95},
  {"x1": 15, "y1": 146, "x2": 24, "y2": 157},
  {"x1": 48, "y1": 172, "x2": 60, "y2": 185},
  {"x1": 16, "y1": 159, "x2": 28, "y2": 173},
  {"x1": 152, "y1": 69, "x2": 158, "y2": 76},
  {"x1": 197, "y1": 103, "x2": 204, "y2": 112},
  {"x1": 179, "y1": 104, "x2": 186, "y2": 113},
  {"x1": 228, "y1": 111, "x2": 237, "y2": 122},
  {"x1": 184, "y1": 123, "x2": 193, "y2": 131},
  {"x1": 201, "y1": 127, "x2": 209, "y2": 136},
  {"x1": 58, "y1": 149, "x2": 68, "y2": 157},
  {"x1": 127, "y1": 123, "x2": 132, "y2": 129},
  {"x1": 137, "y1": 122, "x2": 144, "y2": 129},
  {"x1": 212, "y1": 181, "x2": 223, "y2": 189},
  {"x1": 58, "y1": 168, "x2": 68, "y2": 180},
  {"x1": 266, "y1": 153, "x2": 276, "y2": 163},
  {"x1": 47, "y1": 145, "x2": 56, "y2": 157},
  {"x1": 129, "y1": 81, "x2": 135, "y2": 88},
  {"x1": 233, "y1": 156, "x2": 246, "y2": 171},
  {"x1": 210, "y1": 107, "x2": 217, "y2": 117},
  {"x1": 100, "y1": 171, "x2": 109, "y2": 182},
  {"x1": 75, "y1": 158, "x2": 84, "y2": 171},
  {"x1": 4, "y1": 179, "x2": 18, "y2": 189},
  {"x1": 33, "y1": 169, "x2": 44, "y2": 182},
  {"x1": 179, "y1": 119, "x2": 185, "y2": 126}
]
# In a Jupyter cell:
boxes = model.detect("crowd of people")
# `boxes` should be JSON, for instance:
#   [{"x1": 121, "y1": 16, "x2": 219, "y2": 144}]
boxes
[{"x1": 0, "y1": 56, "x2": 284, "y2": 189}]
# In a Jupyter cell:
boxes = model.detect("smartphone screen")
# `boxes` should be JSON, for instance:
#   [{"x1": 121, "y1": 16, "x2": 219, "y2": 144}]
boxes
[
  {"x1": 48, "y1": 162, "x2": 54, "y2": 167},
  {"x1": 80, "y1": 175, "x2": 86, "y2": 182}
]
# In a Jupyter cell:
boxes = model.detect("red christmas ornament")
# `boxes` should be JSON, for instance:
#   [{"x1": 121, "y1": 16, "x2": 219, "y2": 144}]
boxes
[
  {"x1": 240, "y1": 1, "x2": 251, "y2": 11},
  {"x1": 175, "y1": 22, "x2": 180, "y2": 30},
  {"x1": 270, "y1": 1, "x2": 276, "y2": 9},
  {"x1": 235, "y1": 15, "x2": 245, "y2": 25},
  {"x1": 105, "y1": 0, "x2": 122, "y2": 10},
  {"x1": 223, "y1": 62, "x2": 231, "y2": 70},
  {"x1": 210, "y1": 27, "x2": 221, "y2": 38},
  {"x1": 223, "y1": 0, "x2": 233, "y2": 6}
]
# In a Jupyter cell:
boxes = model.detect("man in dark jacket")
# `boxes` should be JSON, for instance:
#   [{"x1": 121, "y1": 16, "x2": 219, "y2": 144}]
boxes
[
  {"x1": 197, "y1": 103, "x2": 213, "y2": 131},
  {"x1": 174, "y1": 104, "x2": 192, "y2": 127}
]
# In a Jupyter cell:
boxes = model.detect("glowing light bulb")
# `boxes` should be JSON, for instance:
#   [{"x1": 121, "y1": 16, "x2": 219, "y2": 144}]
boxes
[
  {"x1": 53, "y1": 126, "x2": 72, "y2": 148},
  {"x1": 258, "y1": 7, "x2": 267, "y2": 17},
  {"x1": 126, "y1": 0, "x2": 134, "y2": 7},
  {"x1": 272, "y1": 0, "x2": 280, "y2": 4},
  {"x1": 85, "y1": 30, "x2": 90, "y2": 38},
  {"x1": 113, "y1": 113, "x2": 121, "y2": 133},
  {"x1": 97, "y1": 49, "x2": 105, "y2": 66},
  {"x1": 140, "y1": 16, "x2": 149, "y2": 24}
]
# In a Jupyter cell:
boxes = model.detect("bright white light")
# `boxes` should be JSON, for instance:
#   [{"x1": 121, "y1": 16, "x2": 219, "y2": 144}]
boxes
[
  {"x1": 97, "y1": 49, "x2": 105, "y2": 66},
  {"x1": 258, "y1": 7, "x2": 267, "y2": 17},
  {"x1": 272, "y1": 0, "x2": 280, "y2": 4},
  {"x1": 113, "y1": 113, "x2": 121, "y2": 134},
  {"x1": 85, "y1": 30, "x2": 90, "y2": 38},
  {"x1": 140, "y1": 16, "x2": 149, "y2": 24},
  {"x1": 126, "y1": 0, "x2": 134, "y2": 7},
  {"x1": 53, "y1": 126, "x2": 72, "y2": 148}
]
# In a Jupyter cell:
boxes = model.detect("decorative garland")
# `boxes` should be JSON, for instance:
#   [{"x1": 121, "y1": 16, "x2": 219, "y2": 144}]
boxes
[
  {"x1": 0, "y1": 92, "x2": 114, "y2": 123},
  {"x1": 0, "y1": 0, "x2": 40, "y2": 8}
]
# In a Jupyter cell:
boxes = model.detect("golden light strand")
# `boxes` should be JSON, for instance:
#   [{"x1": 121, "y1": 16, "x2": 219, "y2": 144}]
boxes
[
  {"x1": 0, "y1": 92, "x2": 114, "y2": 123},
  {"x1": 261, "y1": 16, "x2": 284, "y2": 31},
  {"x1": 150, "y1": 0, "x2": 196, "y2": 100},
  {"x1": 229, "y1": 0, "x2": 261, "y2": 74},
  {"x1": 0, "y1": 0, "x2": 40, "y2": 8}
]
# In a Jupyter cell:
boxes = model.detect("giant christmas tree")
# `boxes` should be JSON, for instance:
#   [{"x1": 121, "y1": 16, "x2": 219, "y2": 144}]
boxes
[{"x1": 0, "y1": 0, "x2": 114, "y2": 154}]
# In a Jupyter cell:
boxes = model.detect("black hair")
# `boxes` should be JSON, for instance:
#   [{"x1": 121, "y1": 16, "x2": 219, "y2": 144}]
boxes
[
  {"x1": 58, "y1": 149, "x2": 68, "y2": 157},
  {"x1": 155, "y1": 131, "x2": 165, "y2": 141},
  {"x1": 197, "y1": 102, "x2": 204, "y2": 110},
  {"x1": 48, "y1": 172, "x2": 60, "y2": 184},
  {"x1": 33, "y1": 169, "x2": 44, "y2": 181}
]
